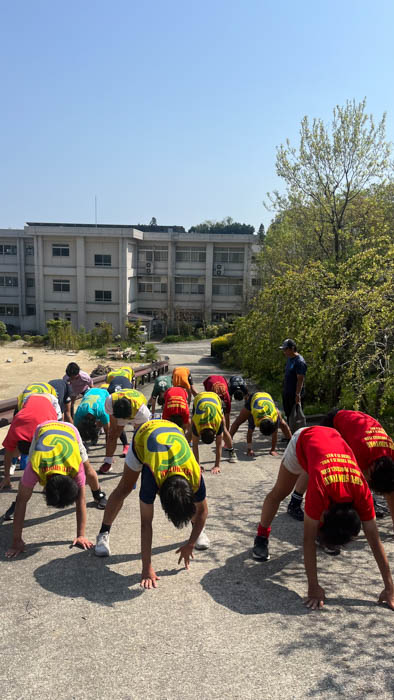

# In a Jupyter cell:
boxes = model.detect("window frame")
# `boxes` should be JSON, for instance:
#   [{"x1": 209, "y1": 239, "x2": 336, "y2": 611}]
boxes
[
  {"x1": 95, "y1": 290, "x2": 112, "y2": 303},
  {"x1": 94, "y1": 254, "x2": 112, "y2": 267},
  {"x1": 53, "y1": 279, "x2": 70, "y2": 293},
  {"x1": 52, "y1": 244, "x2": 70, "y2": 257}
]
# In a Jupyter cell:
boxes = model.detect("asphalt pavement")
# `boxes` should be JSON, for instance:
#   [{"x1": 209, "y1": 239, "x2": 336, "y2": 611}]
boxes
[{"x1": 1, "y1": 340, "x2": 393, "y2": 699}]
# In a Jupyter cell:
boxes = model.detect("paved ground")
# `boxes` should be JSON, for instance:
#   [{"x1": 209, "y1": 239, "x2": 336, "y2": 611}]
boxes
[{"x1": 1, "y1": 340, "x2": 394, "y2": 699}]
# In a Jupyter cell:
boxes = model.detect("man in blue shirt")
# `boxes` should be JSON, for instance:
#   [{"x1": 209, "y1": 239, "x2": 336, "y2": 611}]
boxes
[{"x1": 280, "y1": 338, "x2": 308, "y2": 521}]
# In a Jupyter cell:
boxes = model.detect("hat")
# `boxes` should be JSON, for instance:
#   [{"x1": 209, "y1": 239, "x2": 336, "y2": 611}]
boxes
[{"x1": 279, "y1": 338, "x2": 296, "y2": 350}]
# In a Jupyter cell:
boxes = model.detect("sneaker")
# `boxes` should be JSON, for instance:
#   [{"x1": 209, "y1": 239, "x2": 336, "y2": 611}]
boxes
[
  {"x1": 9, "y1": 464, "x2": 16, "y2": 476},
  {"x1": 252, "y1": 535, "x2": 270, "y2": 561},
  {"x1": 97, "y1": 463, "x2": 112, "y2": 475},
  {"x1": 228, "y1": 448, "x2": 237, "y2": 463},
  {"x1": 2, "y1": 501, "x2": 16, "y2": 521},
  {"x1": 195, "y1": 528, "x2": 210, "y2": 550},
  {"x1": 94, "y1": 492, "x2": 107, "y2": 510},
  {"x1": 95, "y1": 532, "x2": 111, "y2": 557},
  {"x1": 287, "y1": 500, "x2": 304, "y2": 521},
  {"x1": 373, "y1": 497, "x2": 389, "y2": 519},
  {"x1": 316, "y1": 536, "x2": 340, "y2": 556},
  {"x1": 121, "y1": 444, "x2": 129, "y2": 457}
]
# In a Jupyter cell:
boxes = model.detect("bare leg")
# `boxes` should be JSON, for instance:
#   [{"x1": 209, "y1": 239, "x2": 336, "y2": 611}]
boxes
[{"x1": 260, "y1": 463, "x2": 299, "y2": 528}]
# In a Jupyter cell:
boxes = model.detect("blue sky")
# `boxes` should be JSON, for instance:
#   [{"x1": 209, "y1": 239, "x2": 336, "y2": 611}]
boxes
[{"x1": 1, "y1": 0, "x2": 394, "y2": 232}]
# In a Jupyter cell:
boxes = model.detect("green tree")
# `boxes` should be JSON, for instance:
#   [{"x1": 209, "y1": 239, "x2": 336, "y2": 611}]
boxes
[
  {"x1": 267, "y1": 99, "x2": 391, "y2": 265},
  {"x1": 189, "y1": 217, "x2": 255, "y2": 235}
]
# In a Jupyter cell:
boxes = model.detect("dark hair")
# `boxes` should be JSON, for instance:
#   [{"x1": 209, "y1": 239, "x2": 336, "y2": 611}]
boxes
[
  {"x1": 157, "y1": 395, "x2": 165, "y2": 406},
  {"x1": 259, "y1": 419, "x2": 277, "y2": 436},
  {"x1": 159, "y1": 475, "x2": 196, "y2": 528},
  {"x1": 113, "y1": 397, "x2": 131, "y2": 419},
  {"x1": 321, "y1": 408, "x2": 340, "y2": 428},
  {"x1": 66, "y1": 362, "x2": 80, "y2": 377},
  {"x1": 233, "y1": 389, "x2": 244, "y2": 401},
  {"x1": 168, "y1": 414, "x2": 184, "y2": 428},
  {"x1": 17, "y1": 440, "x2": 31, "y2": 455},
  {"x1": 45, "y1": 474, "x2": 79, "y2": 507},
  {"x1": 201, "y1": 428, "x2": 215, "y2": 444},
  {"x1": 319, "y1": 502, "x2": 361, "y2": 546},
  {"x1": 77, "y1": 414, "x2": 99, "y2": 445},
  {"x1": 369, "y1": 457, "x2": 394, "y2": 494}
]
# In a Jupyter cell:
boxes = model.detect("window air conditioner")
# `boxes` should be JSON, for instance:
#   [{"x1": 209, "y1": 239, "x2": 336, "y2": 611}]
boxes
[
  {"x1": 146, "y1": 261, "x2": 154, "y2": 274},
  {"x1": 213, "y1": 264, "x2": 225, "y2": 276}
]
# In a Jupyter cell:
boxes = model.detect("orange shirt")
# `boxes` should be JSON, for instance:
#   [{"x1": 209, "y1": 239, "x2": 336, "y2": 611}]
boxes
[{"x1": 172, "y1": 367, "x2": 191, "y2": 390}]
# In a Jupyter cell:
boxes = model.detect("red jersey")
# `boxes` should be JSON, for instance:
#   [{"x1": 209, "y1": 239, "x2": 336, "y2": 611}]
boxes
[
  {"x1": 203, "y1": 375, "x2": 231, "y2": 414},
  {"x1": 3, "y1": 395, "x2": 58, "y2": 452},
  {"x1": 296, "y1": 427, "x2": 375, "y2": 522},
  {"x1": 162, "y1": 387, "x2": 190, "y2": 424},
  {"x1": 333, "y1": 410, "x2": 394, "y2": 473}
]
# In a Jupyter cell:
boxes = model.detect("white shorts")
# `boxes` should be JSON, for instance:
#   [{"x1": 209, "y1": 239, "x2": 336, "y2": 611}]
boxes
[{"x1": 282, "y1": 427, "x2": 308, "y2": 475}]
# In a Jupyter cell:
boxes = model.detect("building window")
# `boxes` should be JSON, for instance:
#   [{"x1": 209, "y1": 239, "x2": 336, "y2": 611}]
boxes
[
  {"x1": 25, "y1": 244, "x2": 34, "y2": 256},
  {"x1": 53, "y1": 279, "x2": 70, "y2": 292},
  {"x1": 0, "y1": 244, "x2": 17, "y2": 256},
  {"x1": 212, "y1": 279, "x2": 243, "y2": 296},
  {"x1": 95, "y1": 290, "x2": 112, "y2": 302},
  {"x1": 176, "y1": 248, "x2": 206, "y2": 263},
  {"x1": 213, "y1": 247, "x2": 244, "y2": 264},
  {"x1": 52, "y1": 244, "x2": 70, "y2": 257},
  {"x1": 0, "y1": 275, "x2": 18, "y2": 287},
  {"x1": 175, "y1": 277, "x2": 205, "y2": 295},
  {"x1": 53, "y1": 312, "x2": 60, "y2": 320},
  {"x1": 26, "y1": 304, "x2": 36, "y2": 316},
  {"x1": 65, "y1": 313, "x2": 71, "y2": 321},
  {"x1": 138, "y1": 277, "x2": 167, "y2": 294},
  {"x1": 212, "y1": 312, "x2": 240, "y2": 322},
  {"x1": 94, "y1": 254, "x2": 112, "y2": 267},
  {"x1": 251, "y1": 278, "x2": 260, "y2": 286},
  {"x1": 26, "y1": 277, "x2": 35, "y2": 288},
  {"x1": 0, "y1": 304, "x2": 19, "y2": 316},
  {"x1": 139, "y1": 248, "x2": 168, "y2": 263}
]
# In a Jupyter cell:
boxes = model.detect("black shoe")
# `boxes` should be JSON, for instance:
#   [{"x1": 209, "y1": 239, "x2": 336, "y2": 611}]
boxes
[
  {"x1": 252, "y1": 535, "x2": 270, "y2": 561},
  {"x1": 2, "y1": 501, "x2": 16, "y2": 521},
  {"x1": 287, "y1": 501, "x2": 304, "y2": 521},
  {"x1": 373, "y1": 497, "x2": 389, "y2": 519},
  {"x1": 94, "y1": 492, "x2": 107, "y2": 510}
]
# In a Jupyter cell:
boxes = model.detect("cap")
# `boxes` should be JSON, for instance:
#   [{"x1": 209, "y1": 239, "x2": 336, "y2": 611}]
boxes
[{"x1": 279, "y1": 338, "x2": 296, "y2": 350}]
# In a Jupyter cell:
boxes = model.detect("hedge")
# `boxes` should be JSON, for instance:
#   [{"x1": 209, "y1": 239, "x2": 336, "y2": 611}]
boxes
[{"x1": 210, "y1": 333, "x2": 234, "y2": 359}]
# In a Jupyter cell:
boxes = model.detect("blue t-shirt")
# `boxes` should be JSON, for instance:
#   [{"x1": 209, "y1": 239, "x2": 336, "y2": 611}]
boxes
[
  {"x1": 283, "y1": 354, "x2": 307, "y2": 395},
  {"x1": 74, "y1": 388, "x2": 110, "y2": 426},
  {"x1": 139, "y1": 465, "x2": 206, "y2": 505}
]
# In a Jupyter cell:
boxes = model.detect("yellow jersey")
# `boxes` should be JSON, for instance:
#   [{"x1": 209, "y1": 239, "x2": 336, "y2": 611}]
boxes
[
  {"x1": 17, "y1": 382, "x2": 58, "y2": 411},
  {"x1": 133, "y1": 419, "x2": 201, "y2": 491},
  {"x1": 250, "y1": 392, "x2": 278, "y2": 427},
  {"x1": 192, "y1": 392, "x2": 223, "y2": 435},
  {"x1": 30, "y1": 421, "x2": 81, "y2": 486},
  {"x1": 111, "y1": 389, "x2": 147, "y2": 420}
]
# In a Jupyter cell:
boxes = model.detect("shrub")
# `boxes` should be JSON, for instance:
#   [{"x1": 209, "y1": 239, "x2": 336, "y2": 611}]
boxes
[
  {"x1": 161, "y1": 334, "x2": 194, "y2": 343},
  {"x1": 32, "y1": 335, "x2": 45, "y2": 345},
  {"x1": 211, "y1": 333, "x2": 234, "y2": 359},
  {"x1": 11, "y1": 334, "x2": 22, "y2": 341},
  {"x1": 144, "y1": 343, "x2": 159, "y2": 361},
  {"x1": 0, "y1": 333, "x2": 11, "y2": 343},
  {"x1": 23, "y1": 334, "x2": 33, "y2": 343}
]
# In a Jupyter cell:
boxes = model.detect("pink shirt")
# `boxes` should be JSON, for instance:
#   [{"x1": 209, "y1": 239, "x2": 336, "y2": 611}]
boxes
[{"x1": 63, "y1": 370, "x2": 93, "y2": 397}]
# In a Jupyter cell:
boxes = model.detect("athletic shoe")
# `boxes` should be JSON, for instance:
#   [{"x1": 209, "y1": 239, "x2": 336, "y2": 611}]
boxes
[
  {"x1": 228, "y1": 448, "x2": 237, "y2": 463},
  {"x1": 195, "y1": 528, "x2": 210, "y2": 550},
  {"x1": 94, "y1": 492, "x2": 107, "y2": 510},
  {"x1": 9, "y1": 464, "x2": 16, "y2": 476},
  {"x1": 252, "y1": 535, "x2": 270, "y2": 561},
  {"x1": 2, "y1": 501, "x2": 16, "y2": 521},
  {"x1": 373, "y1": 497, "x2": 389, "y2": 519},
  {"x1": 287, "y1": 501, "x2": 304, "y2": 521},
  {"x1": 95, "y1": 532, "x2": 111, "y2": 557},
  {"x1": 316, "y1": 536, "x2": 340, "y2": 556},
  {"x1": 97, "y1": 463, "x2": 112, "y2": 475},
  {"x1": 121, "y1": 444, "x2": 129, "y2": 457}
]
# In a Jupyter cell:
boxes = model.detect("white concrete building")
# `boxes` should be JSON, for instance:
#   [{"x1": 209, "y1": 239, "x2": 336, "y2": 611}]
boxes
[{"x1": 0, "y1": 223, "x2": 259, "y2": 335}]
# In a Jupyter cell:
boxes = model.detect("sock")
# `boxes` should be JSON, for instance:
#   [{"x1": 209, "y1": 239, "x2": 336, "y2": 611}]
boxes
[
  {"x1": 99, "y1": 523, "x2": 111, "y2": 534},
  {"x1": 92, "y1": 488, "x2": 103, "y2": 499},
  {"x1": 257, "y1": 523, "x2": 271, "y2": 538},
  {"x1": 290, "y1": 490, "x2": 303, "y2": 505},
  {"x1": 104, "y1": 456, "x2": 113, "y2": 464}
]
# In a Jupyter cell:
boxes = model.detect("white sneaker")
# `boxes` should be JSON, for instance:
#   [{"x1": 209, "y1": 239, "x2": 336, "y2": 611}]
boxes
[
  {"x1": 95, "y1": 531, "x2": 111, "y2": 557},
  {"x1": 9, "y1": 464, "x2": 16, "y2": 475},
  {"x1": 228, "y1": 448, "x2": 237, "y2": 463},
  {"x1": 195, "y1": 528, "x2": 210, "y2": 550}
]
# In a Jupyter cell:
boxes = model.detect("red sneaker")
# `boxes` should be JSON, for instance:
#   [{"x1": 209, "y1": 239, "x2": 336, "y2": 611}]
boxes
[
  {"x1": 97, "y1": 463, "x2": 112, "y2": 475},
  {"x1": 121, "y1": 444, "x2": 129, "y2": 457}
]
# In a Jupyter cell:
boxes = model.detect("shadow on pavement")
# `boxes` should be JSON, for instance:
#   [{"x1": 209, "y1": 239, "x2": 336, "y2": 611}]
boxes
[
  {"x1": 34, "y1": 542, "x2": 185, "y2": 606},
  {"x1": 201, "y1": 548, "x2": 308, "y2": 616}
]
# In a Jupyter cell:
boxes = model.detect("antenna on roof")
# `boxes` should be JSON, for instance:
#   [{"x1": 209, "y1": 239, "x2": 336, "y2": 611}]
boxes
[{"x1": 94, "y1": 195, "x2": 97, "y2": 226}]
